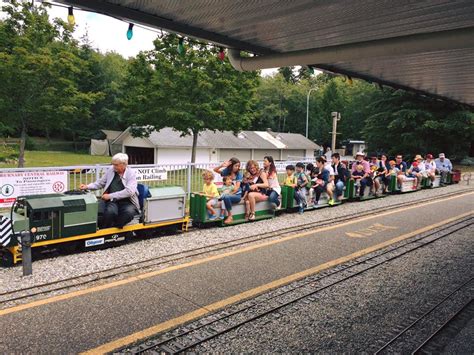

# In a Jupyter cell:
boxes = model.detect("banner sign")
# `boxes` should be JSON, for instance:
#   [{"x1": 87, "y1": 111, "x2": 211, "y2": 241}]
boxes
[
  {"x1": 0, "y1": 171, "x2": 68, "y2": 208},
  {"x1": 134, "y1": 167, "x2": 167, "y2": 182}
]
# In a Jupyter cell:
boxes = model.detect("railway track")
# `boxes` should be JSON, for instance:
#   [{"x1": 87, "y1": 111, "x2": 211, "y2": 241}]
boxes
[
  {"x1": 0, "y1": 188, "x2": 471, "y2": 307},
  {"x1": 375, "y1": 277, "x2": 473, "y2": 354},
  {"x1": 117, "y1": 216, "x2": 473, "y2": 354}
]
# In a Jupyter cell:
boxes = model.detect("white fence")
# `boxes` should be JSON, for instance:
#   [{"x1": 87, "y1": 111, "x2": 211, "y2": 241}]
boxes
[{"x1": 0, "y1": 159, "x2": 315, "y2": 207}]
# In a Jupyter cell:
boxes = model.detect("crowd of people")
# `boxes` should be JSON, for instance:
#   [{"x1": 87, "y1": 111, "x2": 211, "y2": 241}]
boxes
[
  {"x1": 78, "y1": 151, "x2": 454, "y2": 228},
  {"x1": 203, "y1": 152, "x2": 454, "y2": 223}
]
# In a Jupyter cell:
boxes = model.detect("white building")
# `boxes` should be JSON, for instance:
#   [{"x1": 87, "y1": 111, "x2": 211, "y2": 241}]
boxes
[
  {"x1": 101, "y1": 128, "x2": 320, "y2": 164},
  {"x1": 347, "y1": 140, "x2": 366, "y2": 156}
]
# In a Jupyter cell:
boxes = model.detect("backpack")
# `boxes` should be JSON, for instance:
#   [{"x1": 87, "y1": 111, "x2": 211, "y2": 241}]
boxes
[{"x1": 305, "y1": 173, "x2": 312, "y2": 189}]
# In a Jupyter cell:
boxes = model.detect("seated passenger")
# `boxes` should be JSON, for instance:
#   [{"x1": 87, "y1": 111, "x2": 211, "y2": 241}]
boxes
[
  {"x1": 240, "y1": 172, "x2": 252, "y2": 200},
  {"x1": 375, "y1": 154, "x2": 389, "y2": 194},
  {"x1": 245, "y1": 160, "x2": 269, "y2": 221},
  {"x1": 219, "y1": 176, "x2": 234, "y2": 196},
  {"x1": 238, "y1": 172, "x2": 252, "y2": 218},
  {"x1": 323, "y1": 156, "x2": 336, "y2": 204},
  {"x1": 407, "y1": 155, "x2": 424, "y2": 188},
  {"x1": 331, "y1": 153, "x2": 348, "y2": 201},
  {"x1": 80, "y1": 153, "x2": 139, "y2": 228},
  {"x1": 213, "y1": 157, "x2": 243, "y2": 224},
  {"x1": 369, "y1": 155, "x2": 381, "y2": 195},
  {"x1": 283, "y1": 165, "x2": 297, "y2": 187},
  {"x1": 351, "y1": 152, "x2": 372, "y2": 197},
  {"x1": 387, "y1": 160, "x2": 399, "y2": 177},
  {"x1": 352, "y1": 163, "x2": 365, "y2": 193},
  {"x1": 422, "y1": 154, "x2": 436, "y2": 182},
  {"x1": 202, "y1": 170, "x2": 220, "y2": 220},
  {"x1": 263, "y1": 156, "x2": 281, "y2": 209},
  {"x1": 394, "y1": 154, "x2": 408, "y2": 187},
  {"x1": 217, "y1": 175, "x2": 235, "y2": 219},
  {"x1": 435, "y1": 153, "x2": 453, "y2": 183},
  {"x1": 313, "y1": 157, "x2": 334, "y2": 205},
  {"x1": 294, "y1": 162, "x2": 309, "y2": 214}
]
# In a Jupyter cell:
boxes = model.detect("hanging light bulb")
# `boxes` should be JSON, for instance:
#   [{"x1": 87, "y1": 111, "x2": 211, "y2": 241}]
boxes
[
  {"x1": 126, "y1": 23, "x2": 134, "y2": 40},
  {"x1": 218, "y1": 47, "x2": 225, "y2": 61},
  {"x1": 177, "y1": 37, "x2": 185, "y2": 54},
  {"x1": 67, "y1": 7, "x2": 75, "y2": 26}
]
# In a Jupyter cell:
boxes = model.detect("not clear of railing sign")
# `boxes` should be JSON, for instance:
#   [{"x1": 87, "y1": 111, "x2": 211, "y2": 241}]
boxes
[{"x1": 134, "y1": 167, "x2": 167, "y2": 182}]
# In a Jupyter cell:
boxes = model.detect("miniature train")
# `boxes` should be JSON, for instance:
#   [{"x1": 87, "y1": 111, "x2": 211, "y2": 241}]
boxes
[
  {"x1": 0, "y1": 171, "x2": 461, "y2": 266},
  {"x1": 0, "y1": 185, "x2": 189, "y2": 266}
]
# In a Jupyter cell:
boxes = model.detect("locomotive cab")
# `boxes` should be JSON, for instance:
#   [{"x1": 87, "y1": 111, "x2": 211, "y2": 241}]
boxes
[{"x1": 3, "y1": 193, "x2": 99, "y2": 247}]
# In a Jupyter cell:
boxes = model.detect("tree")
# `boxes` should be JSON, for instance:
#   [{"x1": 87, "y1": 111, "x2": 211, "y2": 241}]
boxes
[
  {"x1": 252, "y1": 75, "x2": 290, "y2": 132},
  {"x1": 363, "y1": 90, "x2": 474, "y2": 159},
  {"x1": 0, "y1": 2, "x2": 99, "y2": 165},
  {"x1": 120, "y1": 34, "x2": 260, "y2": 162}
]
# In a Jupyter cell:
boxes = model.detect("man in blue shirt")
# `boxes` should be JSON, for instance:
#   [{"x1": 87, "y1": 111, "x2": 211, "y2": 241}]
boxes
[
  {"x1": 394, "y1": 154, "x2": 408, "y2": 187},
  {"x1": 435, "y1": 153, "x2": 453, "y2": 184}
]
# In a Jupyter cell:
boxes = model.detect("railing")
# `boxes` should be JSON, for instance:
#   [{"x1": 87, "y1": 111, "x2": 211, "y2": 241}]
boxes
[
  {"x1": 1, "y1": 162, "x2": 471, "y2": 211},
  {"x1": 0, "y1": 160, "x2": 318, "y2": 204}
]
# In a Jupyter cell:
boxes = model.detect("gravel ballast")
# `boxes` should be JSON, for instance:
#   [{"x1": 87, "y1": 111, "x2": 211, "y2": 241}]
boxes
[
  {"x1": 0, "y1": 184, "x2": 472, "y2": 294},
  {"x1": 191, "y1": 224, "x2": 474, "y2": 353}
]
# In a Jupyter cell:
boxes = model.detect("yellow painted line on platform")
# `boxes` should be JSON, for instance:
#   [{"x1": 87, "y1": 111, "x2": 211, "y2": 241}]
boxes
[
  {"x1": 0, "y1": 191, "x2": 472, "y2": 321},
  {"x1": 83, "y1": 209, "x2": 473, "y2": 354}
]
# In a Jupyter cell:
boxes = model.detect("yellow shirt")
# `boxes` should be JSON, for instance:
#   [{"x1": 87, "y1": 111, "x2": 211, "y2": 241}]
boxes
[
  {"x1": 284, "y1": 175, "x2": 297, "y2": 186},
  {"x1": 203, "y1": 183, "x2": 219, "y2": 198}
]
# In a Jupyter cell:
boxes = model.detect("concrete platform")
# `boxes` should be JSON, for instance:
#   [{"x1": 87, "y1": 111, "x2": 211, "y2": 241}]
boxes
[{"x1": 0, "y1": 192, "x2": 472, "y2": 353}]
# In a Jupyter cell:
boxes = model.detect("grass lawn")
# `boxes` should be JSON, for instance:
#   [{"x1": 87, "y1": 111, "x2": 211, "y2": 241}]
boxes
[{"x1": 0, "y1": 151, "x2": 112, "y2": 168}]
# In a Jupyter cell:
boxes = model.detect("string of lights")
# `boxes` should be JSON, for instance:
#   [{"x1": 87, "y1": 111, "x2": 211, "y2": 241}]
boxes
[{"x1": 40, "y1": 1, "x2": 231, "y2": 60}]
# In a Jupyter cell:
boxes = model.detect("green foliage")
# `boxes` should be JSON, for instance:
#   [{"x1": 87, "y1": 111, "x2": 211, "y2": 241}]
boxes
[
  {"x1": 0, "y1": 144, "x2": 18, "y2": 162},
  {"x1": 119, "y1": 34, "x2": 260, "y2": 161},
  {"x1": 363, "y1": 90, "x2": 473, "y2": 159},
  {"x1": 0, "y1": 150, "x2": 111, "y2": 168},
  {"x1": 253, "y1": 72, "x2": 472, "y2": 159},
  {"x1": 25, "y1": 135, "x2": 37, "y2": 150},
  {"x1": 0, "y1": 2, "x2": 100, "y2": 166},
  {"x1": 0, "y1": 1, "x2": 471, "y2": 165}
]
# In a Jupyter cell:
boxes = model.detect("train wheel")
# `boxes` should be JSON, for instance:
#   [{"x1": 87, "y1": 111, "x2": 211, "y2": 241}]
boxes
[
  {"x1": 57, "y1": 242, "x2": 79, "y2": 255},
  {"x1": 1, "y1": 252, "x2": 14, "y2": 267},
  {"x1": 134, "y1": 229, "x2": 155, "y2": 239}
]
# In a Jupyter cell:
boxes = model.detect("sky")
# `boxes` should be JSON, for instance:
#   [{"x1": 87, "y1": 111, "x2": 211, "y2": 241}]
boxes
[{"x1": 43, "y1": 4, "x2": 278, "y2": 76}]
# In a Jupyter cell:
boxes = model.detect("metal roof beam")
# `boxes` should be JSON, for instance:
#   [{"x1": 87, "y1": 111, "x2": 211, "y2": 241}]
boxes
[
  {"x1": 315, "y1": 64, "x2": 473, "y2": 109},
  {"x1": 228, "y1": 27, "x2": 474, "y2": 71},
  {"x1": 55, "y1": 0, "x2": 275, "y2": 55}
]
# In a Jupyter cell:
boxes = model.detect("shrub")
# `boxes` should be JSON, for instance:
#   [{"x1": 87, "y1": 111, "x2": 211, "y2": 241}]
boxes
[
  {"x1": 0, "y1": 145, "x2": 18, "y2": 162},
  {"x1": 25, "y1": 135, "x2": 37, "y2": 150}
]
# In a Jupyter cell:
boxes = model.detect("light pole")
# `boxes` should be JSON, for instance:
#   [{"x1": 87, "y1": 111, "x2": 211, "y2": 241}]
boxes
[{"x1": 306, "y1": 88, "x2": 317, "y2": 138}]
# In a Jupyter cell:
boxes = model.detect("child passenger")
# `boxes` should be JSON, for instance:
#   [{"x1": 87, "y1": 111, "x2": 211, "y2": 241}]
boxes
[
  {"x1": 217, "y1": 176, "x2": 234, "y2": 219},
  {"x1": 352, "y1": 163, "x2": 365, "y2": 194},
  {"x1": 240, "y1": 171, "x2": 252, "y2": 200},
  {"x1": 219, "y1": 176, "x2": 234, "y2": 196},
  {"x1": 284, "y1": 165, "x2": 297, "y2": 187},
  {"x1": 202, "y1": 170, "x2": 220, "y2": 220},
  {"x1": 387, "y1": 160, "x2": 399, "y2": 176},
  {"x1": 295, "y1": 162, "x2": 309, "y2": 214}
]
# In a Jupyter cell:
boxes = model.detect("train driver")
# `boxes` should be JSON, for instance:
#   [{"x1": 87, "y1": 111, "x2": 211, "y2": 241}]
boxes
[{"x1": 80, "y1": 153, "x2": 139, "y2": 228}]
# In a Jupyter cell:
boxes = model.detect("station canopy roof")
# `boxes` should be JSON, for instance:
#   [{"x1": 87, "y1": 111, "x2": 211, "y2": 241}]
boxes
[{"x1": 58, "y1": 0, "x2": 474, "y2": 108}]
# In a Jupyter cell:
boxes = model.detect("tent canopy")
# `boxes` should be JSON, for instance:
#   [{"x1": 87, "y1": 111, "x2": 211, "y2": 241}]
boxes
[{"x1": 57, "y1": 0, "x2": 474, "y2": 108}]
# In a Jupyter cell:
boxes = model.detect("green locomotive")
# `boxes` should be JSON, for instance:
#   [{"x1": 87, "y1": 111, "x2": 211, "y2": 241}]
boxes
[{"x1": 0, "y1": 186, "x2": 189, "y2": 266}]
